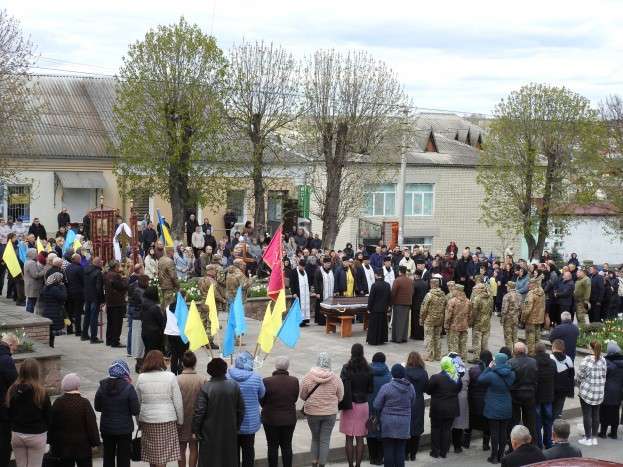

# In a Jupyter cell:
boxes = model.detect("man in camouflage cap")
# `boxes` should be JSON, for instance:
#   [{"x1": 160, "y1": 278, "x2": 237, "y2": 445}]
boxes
[
  {"x1": 419, "y1": 278, "x2": 447, "y2": 361},
  {"x1": 444, "y1": 283, "x2": 471, "y2": 360},
  {"x1": 521, "y1": 277, "x2": 546, "y2": 356},
  {"x1": 468, "y1": 276, "x2": 493, "y2": 363},
  {"x1": 500, "y1": 281, "x2": 522, "y2": 349},
  {"x1": 446, "y1": 280, "x2": 456, "y2": 301}
]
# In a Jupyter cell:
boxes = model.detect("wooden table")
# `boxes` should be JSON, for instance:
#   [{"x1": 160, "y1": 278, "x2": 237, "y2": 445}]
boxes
[{"x1": 320, "y1": 296, "x2": 369, "y2": 338}]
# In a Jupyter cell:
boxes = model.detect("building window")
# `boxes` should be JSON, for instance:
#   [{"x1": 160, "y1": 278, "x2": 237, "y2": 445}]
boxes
[
  {"x1": 404, "y1": 236, "x2": 433, "y2": 250},
  {"x1": 404, "y1": 183, "x2": 434, "y2": 216},
  {"x1": 7, "y1": 185, "x2": 31, "y2": 222},
  {"x1": 226, "y1": 190, "x2": 245, "y2": 220},
  {"x1": 364, "y1": 184, "x2": 395, "y2": 216}
]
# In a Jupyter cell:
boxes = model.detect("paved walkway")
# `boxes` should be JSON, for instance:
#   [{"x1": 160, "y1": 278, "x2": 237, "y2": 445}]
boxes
[{"x1": 2, "y1": 298, "x2": 585, "y2": 465}]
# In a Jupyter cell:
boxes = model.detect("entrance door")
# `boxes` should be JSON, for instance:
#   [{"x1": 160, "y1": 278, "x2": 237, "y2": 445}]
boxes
[{"x1": 63, "y1": 188, "x2": 96, "y2": 221}]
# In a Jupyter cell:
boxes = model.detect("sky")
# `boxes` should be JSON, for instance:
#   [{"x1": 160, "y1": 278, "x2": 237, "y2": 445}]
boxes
[{"x1": 5, "y1": 0, "x2": 623, "y2": 114}]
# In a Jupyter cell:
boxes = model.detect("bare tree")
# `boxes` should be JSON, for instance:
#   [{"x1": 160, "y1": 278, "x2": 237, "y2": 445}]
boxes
[
  {"x1": 599, "y1": 95, "x2": 623, "y2": 238},
  {"x1": 300, "y1": 49, "x2": 407, "y2": 248},
  {"x1": 225, "y1": 41, "x2": 302, "y2": 235},
  {"x1": 0, "y1": 9, "x2": 38, "y2": 183}
]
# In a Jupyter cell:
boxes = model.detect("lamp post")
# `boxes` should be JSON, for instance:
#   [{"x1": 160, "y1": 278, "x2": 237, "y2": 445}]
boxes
[{"x1": 397, "y1": 107, "x2": 410, "y2": 247}]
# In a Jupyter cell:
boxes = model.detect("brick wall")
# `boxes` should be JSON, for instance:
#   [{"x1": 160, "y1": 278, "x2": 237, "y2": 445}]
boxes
[{"x1": 23, "y1": 325, "x2": 50, "y2": 344}]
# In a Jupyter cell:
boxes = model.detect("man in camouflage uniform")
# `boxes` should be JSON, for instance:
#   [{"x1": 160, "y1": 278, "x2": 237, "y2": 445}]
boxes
[
  {"x1": 225, "y1": 258, "x2": 253, "y2": 303},
  {"x1": 197, "y1": 264, "x2": 227, "y2": 348},
  {"x1": 157, "y1": 246, "x2": 179, "y2": 313},
  {"x1": 444, "y1": 283, "x2": 471, "y2": 360},
  {"x1": 419, "y1": 278, "x2": 447, "y2": 361},
  {"x1": 521, "y1": 277, "x2": 546, "y2": 356},
  {"x1": 445, "y1": 281, "x2": 456, "y2": 301},
  {"x1": 469, "y1": 277, "x2": 493, "y2": 363},
  {"x1": 574, "y1": 268, "x2": 591, "y2": 326},
  {"x1": 500, "y1": 281, "x2": 522, "y2": 349}
]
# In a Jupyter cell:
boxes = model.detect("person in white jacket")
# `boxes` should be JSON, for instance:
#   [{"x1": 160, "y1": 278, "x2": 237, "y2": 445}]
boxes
[{"x1": 135, "y1": 350, "x2": 184, "y2": 466}]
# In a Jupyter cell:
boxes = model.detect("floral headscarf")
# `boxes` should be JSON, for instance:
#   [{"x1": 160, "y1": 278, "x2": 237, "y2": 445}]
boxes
[
  {"x1": 45, "y1": 272, "x2": 64, "y2": 286},
  {"x1": 448, "y1": 352, "x2": 466, "y2": 377},
  {"x1": 441, "y1": 356, "x2": 458, "y2": 382}
]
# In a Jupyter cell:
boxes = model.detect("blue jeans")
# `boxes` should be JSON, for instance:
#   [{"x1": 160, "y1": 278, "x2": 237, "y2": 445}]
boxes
[
  {"x1": 535, "y1": 402, "x2": 553, "y2": 449},
  {"x1": 25, "y1": 297, "x2": 37, "y2": 313},
  {"x1": 82, "y1": 301, "x2": 99, "y2": 340},
  {"x1": 126, "y1": 308, "x2": 134, "y2": 355}
]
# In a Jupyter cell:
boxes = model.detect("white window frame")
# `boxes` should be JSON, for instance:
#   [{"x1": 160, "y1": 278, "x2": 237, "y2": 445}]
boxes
[
  {"x1": 404, "y1": 183, "x2": 434, "y2": 217},
  {"x1": 7, "y1": 184, "x2": 31, "y2": 222},
  {"x1": 364, "y1": 184, "x2": 396, "y2": 217}
]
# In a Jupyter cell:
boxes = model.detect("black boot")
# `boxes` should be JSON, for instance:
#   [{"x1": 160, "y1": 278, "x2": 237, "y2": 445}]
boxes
[
  {"x1": 452, "y1": 429, "x2": 463, "y2": 453},
  {"x1": 462, "y1": 430, "x2": 471, "y2": 449},
  {"x1": 483, "y1": 434, "x2": 490, "y2": 451}
]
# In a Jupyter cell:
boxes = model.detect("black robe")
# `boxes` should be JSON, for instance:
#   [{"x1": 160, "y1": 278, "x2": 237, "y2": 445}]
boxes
[
  {"x1": 355, "y1": 265, "x2": 373, "y2": 296},
  {"x1": 192, "y1": 377, "x2": 245, "y2": 467},
  {"x1": 367, "y1": 278, "x2": 391, "y2": 345},
  {"x1": 411, "y1": 278, "x2": 428, "y2": 340},
  {"x1": 313, "y1": 268, "x2": 333, "y2": 325}
]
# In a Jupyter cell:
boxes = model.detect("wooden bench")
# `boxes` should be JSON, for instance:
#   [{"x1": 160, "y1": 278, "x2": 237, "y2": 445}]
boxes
[{"x1": 325, "y1": 315, "x2": 355, "y2": 337}]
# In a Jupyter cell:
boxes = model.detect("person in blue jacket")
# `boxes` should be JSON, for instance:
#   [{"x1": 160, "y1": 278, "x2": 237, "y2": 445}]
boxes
[
  {"x1": 367, "y1": 352, "x2": 391, "y2": 465},
  {"x1": 515, "y1": 267, "x2": 529, "y2": 300},
  {"x1": 227, "y1": 351, "x2": 266, "y2": 467},
  {"x1": 478, "y1": 352, "x2": 516, "y2": 464}
]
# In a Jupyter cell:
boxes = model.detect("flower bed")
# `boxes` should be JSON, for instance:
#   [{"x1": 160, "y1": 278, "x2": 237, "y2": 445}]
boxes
[
  {"x1": 248, "y1": 282, "x2": 268, "y2": 298},
  {"x1": 577, "y1": 319, "x2": 623, "y2": 349}
]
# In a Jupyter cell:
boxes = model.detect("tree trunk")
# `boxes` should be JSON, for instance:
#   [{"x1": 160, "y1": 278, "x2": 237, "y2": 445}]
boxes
[
  {"x1": 168, "y1": 117, "x2": 194, "y2": 242},
  {"x1": 534, "y1": 153, "x2": 558, "y2": 259},
  {"x1": 252, "y1": 142, "x2": 266, "y2": 238},
  {"x1": 521, "y1": 146, "x2": 537, "y2": 259},
  {"x1": 321, "y1": 122, "x2": 348, "y2": 250}
]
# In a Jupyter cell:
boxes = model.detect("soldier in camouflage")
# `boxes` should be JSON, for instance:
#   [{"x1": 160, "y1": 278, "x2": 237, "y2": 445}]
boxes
[
  {"x1": 521, "y1": 277, "x2": 546, "y2": 356},
  {"x1": 574, "y1": 268, "x2": 591, "y2": 326},
  {"x1": 468, "y1": 277, "x2": 493, "y2": 363},
  {"x1": 444, "y1": 283, "x2": 471, "y2": 360},
  {"x1": 197, "y1": 264, "x2": 227, "y2": 348},
  {"x1": 500, "y1": 281, "x2": 522, "y2": 349},
  {"x1": 419, "y1": 278, "x2": 447, "y2": 361},
  {"x1": 225, "y1": 258, "x2": 253, "y2": 303},
  {"x1": 446, "y1": 281, "x2": 456, "y2": 301}
]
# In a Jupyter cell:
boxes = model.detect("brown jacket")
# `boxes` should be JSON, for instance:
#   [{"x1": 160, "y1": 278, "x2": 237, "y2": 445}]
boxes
[
  {"x1": 225, "y1": 266, "x2": 252, "y2": 301},
  {"x1": 103, "y1": 271, "x2": 128, "y2": 307},
  {"x1": 521, "y1": 286, "x2": 546, "y2": 325},
  {"x1": 391, "y1": 275, "x2": 414, "y2": 306},
  {"x1": 158, "y1": 256, "x2": 179, "y2": 292},
  {"x1": 444, "y1": 291, "x2": 471, "y2": 332}
]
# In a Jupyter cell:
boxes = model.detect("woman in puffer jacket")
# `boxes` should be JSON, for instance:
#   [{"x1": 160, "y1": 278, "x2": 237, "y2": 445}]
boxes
[
  {"x1": 40, "y1": 272, "x2": 67, "y2": 347},
  {"x1": 227, "y1": 351, "x2": 266, "y2": 467}
]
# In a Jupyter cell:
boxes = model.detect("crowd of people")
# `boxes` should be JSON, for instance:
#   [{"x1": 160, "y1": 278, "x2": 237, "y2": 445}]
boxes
[
  {"x1": 5, "y1": 333, "x2": 622, "y2": 467},
  {"x1": 1, "y1": 208, "x2": 623, "y2": 467}
]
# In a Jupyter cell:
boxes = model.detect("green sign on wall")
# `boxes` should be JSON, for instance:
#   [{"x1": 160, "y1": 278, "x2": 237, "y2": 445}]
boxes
[{"x1": 298, "y1": 185, "x2": 311, "y2": 218}]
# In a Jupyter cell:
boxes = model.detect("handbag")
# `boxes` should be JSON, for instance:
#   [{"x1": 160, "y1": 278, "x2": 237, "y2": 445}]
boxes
[
  {"x1": 300, "y1": 383, "x2": 321, "y2": 417},
  {"x1": 366, "y1": 414, "x2": 380, "y2": 433},
  {"x1": 131, "y1": 430, "x2": 142, "y2": 462},
  {"x1": 338, "y1": 377, "x2": 353, "y2": 411}
]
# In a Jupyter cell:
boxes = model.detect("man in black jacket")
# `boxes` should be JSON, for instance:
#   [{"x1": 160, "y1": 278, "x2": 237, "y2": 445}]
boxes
[
  {"x1": 553, "y1": 271, "x2": 574, "y2": 325},
  {"x1": 534, "y1": 342, "x2": 556, "y2": 449},
  {"x1": 549, "y1": 311, "x2": 579, "y2": 361},
  {"x1": 141, "y1": 222, "x2": 158, "y2": 254},
  {"x1": 508, "y1": 342, "x2": 538, "y2": 441},
  {"x1": 65, "y1": 253, "x2": 85, "y2": 336},
  {"x1": 502, "y1": 425, "x2": 545, "y2": 467},
  {"x1": 57, "y1": 207, "x2": 70, "y2": 229},
  {"x1": 82, "y1": 257, "x2": 104, "y2": 343},
  {"x1": 588, "y1": 265, "x2": 605, "y2": 322},
  {"x1": 0, "y1": 334, "x2": 18, "y2": 466},
  {"x1": 223, "y1": 210, "x2": 237, "y2": 240},
  {"x1": 27, "y1": 217, "x2": 47, "y2": 240},
  {"x1": 544, "y1": 419, "x2": 582, "y2": 460}
]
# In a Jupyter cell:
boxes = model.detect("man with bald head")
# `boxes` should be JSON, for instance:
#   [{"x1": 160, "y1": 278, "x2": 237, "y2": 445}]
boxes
[
  {"x1": 65, "y1": 252, "x2": 85, "y2": 336},
  {"x1": 508, "y1": 342, "x2": 538, "y2": 441},
  {"x1": 83, "y1": 257, "x2": 104, "y2": 343}
]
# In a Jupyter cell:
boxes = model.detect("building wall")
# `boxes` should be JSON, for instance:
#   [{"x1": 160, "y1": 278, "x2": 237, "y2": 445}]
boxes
[
  {"x1": 312, "y1": 165, "x2": 521, "y2": 255},
  {"x1": 548, "y1": 218, "x2": 623, "y2": 265}
]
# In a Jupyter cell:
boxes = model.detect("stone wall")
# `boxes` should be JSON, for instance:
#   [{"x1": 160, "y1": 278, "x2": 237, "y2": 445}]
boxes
[
  {"x1": 0, "y1": 307, "x2": 51, "y2": 344},
  {"x1": 13, "y1": 344, "x2": 63, "y2": 395}
]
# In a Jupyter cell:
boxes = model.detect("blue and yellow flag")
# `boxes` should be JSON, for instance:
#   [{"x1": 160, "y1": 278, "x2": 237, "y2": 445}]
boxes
[
  {"x1": 2, "y1": 241, "x2": 22, "y2": 278},
  {"x1": 157, "y1": 209, "x2": 174, "y2": 247},
  {"x1": 184, "y1": 300, "x2": 210, "y2": 351},
  {"x1": 278, "y1": 298, "x2": 303, "y2": 349}
]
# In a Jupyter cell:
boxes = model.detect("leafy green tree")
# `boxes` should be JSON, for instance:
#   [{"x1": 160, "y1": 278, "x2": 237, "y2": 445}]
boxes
[
  {"x1": 477, "y1": 83, "x2": 605, "y2": 259},
  {"x1": 113, "y1": 17, "x2": 227, "y2": 239},
  {"x1": 599, "y1": 95, "x2": 623, "y2": 238}
]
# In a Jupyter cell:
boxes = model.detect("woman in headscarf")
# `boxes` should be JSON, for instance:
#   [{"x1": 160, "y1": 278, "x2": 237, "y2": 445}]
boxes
[
  {"x1": 449, "y1": 353, "x2": 470, "y2": 454},
  {"x1": 192, "y1": 358, "x2": 244, "y2": 467},
  {"x1": 466, "y1": 350, "x2": 493, "y2": 451},
  {"x1": 49, "y1": 373, "x2": 101, "y2": 466},
  {"x1": 300, "y1": 352, "x2": 344, "y2": 467},
  {"x1": 425, "y1": 356, "x2": 462, "y2": 458},
  {"x1": 94, "y1": 360, "x2": 140, "y2": 467},
  {"x1": 367, "y1": 353, "x2": 391, "y2": 465},
  {"x1": 226, "y1": 351, "x2": 265, "y2": 467},
  {"x1": 404, "y1": 351, "x2": 428, "y2": 461},
  {"x1": 478, "y1": 352, "x2": 516, "y2": 464},
  {"x1": 40, "y1": 272, "x2": 67, "y2": 348},
  {"x1": 373, "y1": 363, "x2": 415, "y2": 467}
]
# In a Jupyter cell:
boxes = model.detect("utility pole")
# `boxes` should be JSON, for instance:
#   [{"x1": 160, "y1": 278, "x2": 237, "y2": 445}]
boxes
[{"x1": 396, "y1": 107, "x2": 409, "y2": 246}]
